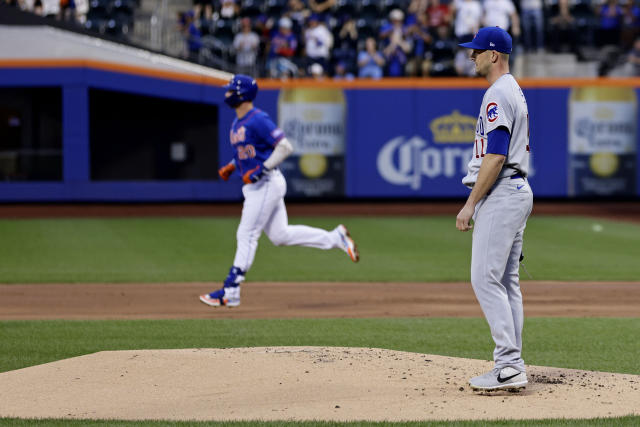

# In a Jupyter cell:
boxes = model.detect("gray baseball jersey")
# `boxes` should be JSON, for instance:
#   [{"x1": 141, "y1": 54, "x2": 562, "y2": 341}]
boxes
[{"x1": 462, "y1": 73, "x2": 530, "y2": 187}]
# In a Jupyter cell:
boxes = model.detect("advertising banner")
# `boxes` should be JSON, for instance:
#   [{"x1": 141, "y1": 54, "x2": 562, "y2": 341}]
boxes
[
  {"x1": 568, "y1": 87, "x2": 637, "y2": 196},
  {"x1": 276, "y1": 88, "x2": 346, "y2": 197}
]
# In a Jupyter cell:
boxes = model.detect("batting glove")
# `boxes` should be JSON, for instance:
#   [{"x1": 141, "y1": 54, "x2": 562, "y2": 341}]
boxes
[
  {"x1": 242, "y1": 164, "x2": 267, "y2": 184},
  {"x1": 218, "y1": 162, "x2": 236, "y2": 181}
]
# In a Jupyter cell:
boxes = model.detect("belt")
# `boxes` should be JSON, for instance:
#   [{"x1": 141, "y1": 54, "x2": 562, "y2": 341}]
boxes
[{"x1": 510, "y1": 172, "x2": 524, "y2": 179}]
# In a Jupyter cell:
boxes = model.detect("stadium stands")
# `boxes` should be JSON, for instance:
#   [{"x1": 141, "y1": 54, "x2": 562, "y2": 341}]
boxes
[{"x1": 7, "y1": 0, "x2": 636, "y2": 78}]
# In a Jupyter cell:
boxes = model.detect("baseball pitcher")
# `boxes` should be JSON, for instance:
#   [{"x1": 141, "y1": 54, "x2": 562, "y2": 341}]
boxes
[
  {"x1": 200, "y1": 75, "x2": 359, "y2": 308},
  {"x1": 457, "y1": 27, "x2": 534, "y2": 391}
]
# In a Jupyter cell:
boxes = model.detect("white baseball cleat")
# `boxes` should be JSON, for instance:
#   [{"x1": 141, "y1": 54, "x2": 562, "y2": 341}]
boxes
[
  {"x1": 199, "y1": 286, "x2": 241, "y2": 307},
  {"x1": 337, "y1": 224, "x2": 359, "y2": 263},
  {"x1": 469, "y1": 367, "x2": 528, "y2": 391}
]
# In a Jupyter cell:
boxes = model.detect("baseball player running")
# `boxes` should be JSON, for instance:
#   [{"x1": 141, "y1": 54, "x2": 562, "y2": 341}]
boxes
[
  {"x1": 456, "y1": 27, "x2": 533, "y2": 391},
  {"x1": 200, "y1": 75, "x2": 359, "y2": 308}
]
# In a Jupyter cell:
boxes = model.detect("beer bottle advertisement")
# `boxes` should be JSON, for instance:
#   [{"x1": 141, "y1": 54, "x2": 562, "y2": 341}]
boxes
[
  {"x1": 568, "y1": 87, "x2": 637, "y2": 196},
  {"x1": 277, "y1": 88, "x2": 345, "y2": 197}
]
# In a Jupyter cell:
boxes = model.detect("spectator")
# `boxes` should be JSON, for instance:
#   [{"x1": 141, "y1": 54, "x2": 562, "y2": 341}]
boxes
[
  {"x1": 308, "y1": 0, "x2": 336, "y2": 23},
  {"x1": 627, "y1": 37, "x2": 640, "y2": 75},
  {"x1": 219, "y1": 0, "x2": 239, "y2": 20},
  {"x1": 192, "y1": 0, "x2": 212, "y2": 22},
  {"x1": 452, "y1": 0, "x2": 482, "y2": 42},
  {"x1": 336, "y1": 15, "x2": 358, "y2": 51},
  {"x1": 58, "y1": 0, "x2": 75, "y2": 23},
  {"x1": 597, "y1": 0, "x2": 624, "y2": 47},
  {"x1": 482, "y1": 0, "x2": 520, "y2": 39},
  {"x1": 548, "y1": 0, "x2": 577, "y2": 53},
  {"x1": 183, "y1": 11, "x2": 202, "y2": 63},
  {"x1": 406, "y1": 11, "x2": 433, "y2": 76},
  {"x1": 233, "y1": 17, "x2": 260, "y2": 75},
  {"x1": 309, "y1": 62, "x2": 326, "y2": 79},
  {"x1": 408, "y1": 0, "x2": 429, "y2": 17},
  {"x1": 285, "y1": 0, "x2": 310, "y2": 35},
  {"x1": 520, "y1": 0, "x2": 544, "y2": 52},
  {"x1": 426, "y1": 0, "x2": 452, "y2": 35},
  {"x1": 358, "y1": 36, "x2": 385, "y2": 78},
  {"x1": 333, "y1": 60, "x2": 355, "y2": 80},
  {"x1": 41, "y1": 0, "x2": 59, "y2": 18},
  {"x1": 33, "y1": 1, "x2": 44, "y2": 15},
  {"x1": 429, "y1": 25, "x2": 457, "y2": 76},
  {"x1": 267, "y1": 17, "x2": 299, "y2": 78},
  {"x1": 332, "y1": 15, "x2": 358, "y2": 71},
  {"x1": 304, "y1": 14, "x2": 333, "y2": 72},
  {"x1": 621, "y1": 0, "x2": 640, "y2": 49},
  {"x1": 380, "y1": 9, "x2": 412, "y2": 77},
  {"x1": 74, "y1": 0, "x2": 87, "y2": 24}
]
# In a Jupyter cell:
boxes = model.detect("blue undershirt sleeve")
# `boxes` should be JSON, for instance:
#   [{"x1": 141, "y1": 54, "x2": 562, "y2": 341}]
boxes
[{"x1": 486, "y1": 126, "x2": 510, "y2": 156}]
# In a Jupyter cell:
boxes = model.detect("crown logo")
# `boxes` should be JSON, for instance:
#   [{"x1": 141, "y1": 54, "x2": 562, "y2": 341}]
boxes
[{"x1": 429, "y1": 110, "x2": 476, "y2": 143}]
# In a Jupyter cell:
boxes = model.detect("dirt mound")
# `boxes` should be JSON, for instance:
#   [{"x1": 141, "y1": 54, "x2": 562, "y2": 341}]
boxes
[{"x1": 0, "y1": 347, "x2": 638, "y2": 422}]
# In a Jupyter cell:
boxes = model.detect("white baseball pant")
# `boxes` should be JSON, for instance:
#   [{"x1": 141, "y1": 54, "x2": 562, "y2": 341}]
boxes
[{"x1": 232, "y1": 169, "x2": 343, "y2": 272}]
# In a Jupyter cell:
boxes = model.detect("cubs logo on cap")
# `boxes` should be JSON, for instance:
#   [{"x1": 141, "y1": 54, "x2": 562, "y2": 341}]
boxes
[{"x1": 459, "y1": 27, "x2": 512, "y2": 54}]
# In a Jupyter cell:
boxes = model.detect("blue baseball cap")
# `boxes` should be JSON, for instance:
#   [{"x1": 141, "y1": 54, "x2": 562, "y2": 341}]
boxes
[{"x1": 459, "y1": 27, "x2": 512, "y2": 54}]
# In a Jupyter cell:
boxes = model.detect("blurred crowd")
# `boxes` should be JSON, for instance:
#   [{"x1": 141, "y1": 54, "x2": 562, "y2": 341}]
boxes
[
  {"x1": 5, "y1": 0, "x2": 90, "y2": 22},
  {"x1": 5, "y1": 0, "x2": 138, "y2": 38},
  {"x1": 176, "y1": 0, "x2": 640, "y2": 78},
  {"x1": 7, "y1": 0, "x2": 640, "y2": 77}
]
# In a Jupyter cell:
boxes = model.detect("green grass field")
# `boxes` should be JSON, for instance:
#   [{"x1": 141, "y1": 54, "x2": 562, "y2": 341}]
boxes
[
  {"x1": 0, "y1": 216, "x2": 638, "y2": 283},
  {"x1": 1, "y1": 318, "x2": 639, "y2": 374},
  {"x1": 0, "y1": 215, "x2": 638, "y2": 426}
]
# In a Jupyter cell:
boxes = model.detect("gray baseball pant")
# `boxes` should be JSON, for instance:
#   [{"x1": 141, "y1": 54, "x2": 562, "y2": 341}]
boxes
[{"x1": 471, "y1": 176, "x2": 533, "y2": 372}]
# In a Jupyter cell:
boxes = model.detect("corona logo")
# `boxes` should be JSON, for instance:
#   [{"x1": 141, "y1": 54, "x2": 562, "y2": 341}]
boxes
[
  {"x1": 429, "y1": 110, "x2": 476, "y2": 143},
  {"x1": 377, "y1": 135, "x2": 473, "y2": 190}
]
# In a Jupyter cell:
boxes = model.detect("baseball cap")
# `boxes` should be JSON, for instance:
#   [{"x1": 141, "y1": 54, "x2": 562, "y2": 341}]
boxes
[
  {"x1": 458, "y1": 27, "x2": 512, "y2": 54},
  {"x1": 389, "y1": 9, "x2": 404, "y2": 21},
  {"x1": 278, "y1": 16, "x2": 292, "y2": 29}
]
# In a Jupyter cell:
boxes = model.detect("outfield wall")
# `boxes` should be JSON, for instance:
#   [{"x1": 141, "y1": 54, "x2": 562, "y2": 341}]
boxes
[{"x1": 1, "y1": 61, "x2": 639, "y2": 201}]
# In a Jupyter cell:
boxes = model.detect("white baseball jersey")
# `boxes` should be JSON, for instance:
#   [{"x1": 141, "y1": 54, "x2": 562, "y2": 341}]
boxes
[{"x1": 462, "y1": 73, "x2": 530, "y2": 187}]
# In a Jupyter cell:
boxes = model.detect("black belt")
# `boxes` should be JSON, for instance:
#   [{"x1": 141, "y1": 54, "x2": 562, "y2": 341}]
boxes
[{"x1": 510, "y1": 172, "x2": 524, "y2": 179}]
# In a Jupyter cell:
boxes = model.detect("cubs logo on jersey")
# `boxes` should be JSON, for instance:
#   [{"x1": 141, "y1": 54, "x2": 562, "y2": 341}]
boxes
[{"x1": 487, "y1": 103, "x2": 499, "y2": 122}]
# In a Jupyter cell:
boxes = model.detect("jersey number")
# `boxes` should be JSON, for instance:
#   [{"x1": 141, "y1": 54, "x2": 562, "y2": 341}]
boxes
[
  {"x1": 238, "y1": 144, "x2": 256, "y2": 160},
  {"x1": 474, "y1": 137, "x2": 485, "y2": 159}
]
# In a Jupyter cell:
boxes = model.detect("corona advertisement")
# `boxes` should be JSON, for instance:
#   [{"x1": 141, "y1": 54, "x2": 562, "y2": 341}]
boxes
[
  {"x1": 277, "y1": 88, "x2": 345, "y2": 197},
  {"x1": 568, "y1": 87, "x2": 637, "y2": 196},
  {"x1": 376, "y1": 110, "x2": 476, "y2": 191}
]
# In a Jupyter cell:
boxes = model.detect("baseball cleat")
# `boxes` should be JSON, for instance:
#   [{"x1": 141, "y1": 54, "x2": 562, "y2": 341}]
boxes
[
  {"x1": 469, "y1": 367, "x2": 527, "y2": 391},
  {"x1": 337, "y1": 224, "x2": 359, "y2": 263},
  {"x1": 199, "y1": 286, "x2": 241, "y2": 307}
]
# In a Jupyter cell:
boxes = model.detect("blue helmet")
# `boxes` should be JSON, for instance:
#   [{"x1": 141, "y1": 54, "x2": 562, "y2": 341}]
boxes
[{"x1": 223, "y1": 74, "x2": 258, "y2": 108}]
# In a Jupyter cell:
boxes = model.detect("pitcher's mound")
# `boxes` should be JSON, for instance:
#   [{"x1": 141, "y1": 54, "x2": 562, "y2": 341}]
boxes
[{"x1": 0, "y1": 347, "x2": 638, "y2": 422}]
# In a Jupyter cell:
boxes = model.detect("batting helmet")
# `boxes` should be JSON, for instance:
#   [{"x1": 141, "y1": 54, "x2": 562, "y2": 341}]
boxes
[{"x1": 223, "y1": 74, "x2": 258, "y2": 108}]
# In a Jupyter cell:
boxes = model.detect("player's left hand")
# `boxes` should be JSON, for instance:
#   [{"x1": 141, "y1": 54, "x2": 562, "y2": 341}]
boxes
[
  {"x1": 456, "y1": 204, "x2": 475, "y2": 232},
  {"x1": 242, "y1": 164, "x2": 267, "y2": 184}
]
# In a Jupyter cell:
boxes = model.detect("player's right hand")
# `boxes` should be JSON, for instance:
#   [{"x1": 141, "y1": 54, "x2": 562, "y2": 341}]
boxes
[
  {"x1": 456, "y1": 204, "x2": 475, "y2": 232},
  {"x1": 218, "y1": 162, "x2": 236, "y2": 181}
]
